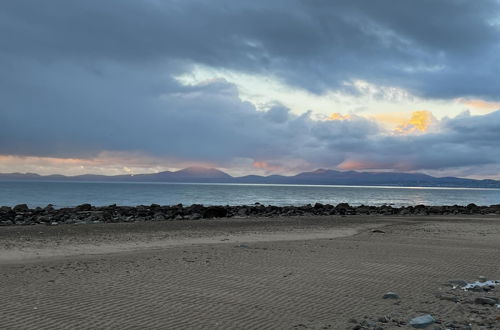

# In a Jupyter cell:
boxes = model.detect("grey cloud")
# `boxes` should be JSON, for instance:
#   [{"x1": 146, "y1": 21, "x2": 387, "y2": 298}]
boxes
[
  {"x1": 1, "y1": 0, "x2": 499, "y2": 98},
  {"x1": 337, "y1": 111, "x2": 500, "y2": 171},
  {"x1": 1, "y1": 53, "x2": 499, "y2": 174},
  {"x1": 1, "y1": 1, "x2": 500, "y2": 176}
]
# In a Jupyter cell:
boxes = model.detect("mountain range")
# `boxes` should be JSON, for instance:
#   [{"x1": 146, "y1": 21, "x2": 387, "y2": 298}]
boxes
[{"x1": 1, "y1": 166, "x2": 499, "y2": 188}]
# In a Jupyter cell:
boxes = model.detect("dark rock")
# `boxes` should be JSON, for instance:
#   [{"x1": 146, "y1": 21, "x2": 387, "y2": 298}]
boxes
[
  {"x1": 75, "y1": 203, "x2": 92, "y2": 211},
  {"x1": 382, "y1": 292, "x2": 399, "y2": 299},
  {"x1": 474, "y1": 297, "x2": 496, "y2": 305},
  {"x1": 13, "y1": 204, "x2": 29, "y2": 212},
  {"x1": 202, "y1": 206, "x2": 228, "y2": 218}
]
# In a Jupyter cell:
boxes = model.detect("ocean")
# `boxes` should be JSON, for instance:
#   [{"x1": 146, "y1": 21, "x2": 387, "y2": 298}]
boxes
[{"x1": 1, "y1": 181, "x2": 500, "y2": 208}]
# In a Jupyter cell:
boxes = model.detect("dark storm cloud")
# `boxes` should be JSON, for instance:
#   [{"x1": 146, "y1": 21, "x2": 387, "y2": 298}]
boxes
[
  {"x1": 2, "y1": 0, "x2": 499, "y2": 97},
  {"x1": 1, "y1": 0, "x2": 500, "y2": 174}
]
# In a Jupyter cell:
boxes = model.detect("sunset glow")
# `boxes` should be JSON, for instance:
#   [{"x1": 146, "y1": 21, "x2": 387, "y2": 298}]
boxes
[{"x1": 394, "y1": 111, "x2": 436, "y2": 134}]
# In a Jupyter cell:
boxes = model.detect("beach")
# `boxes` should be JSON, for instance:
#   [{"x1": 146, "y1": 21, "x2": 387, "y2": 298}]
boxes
[{"x1": 1, "y1": 215, "x2": 499, "y2": 329}]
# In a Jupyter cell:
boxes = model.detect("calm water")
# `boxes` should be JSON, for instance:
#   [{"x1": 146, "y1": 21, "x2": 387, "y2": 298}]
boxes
[{"x1": 1, "y1": 181, "x2": 500, "y2": 208}]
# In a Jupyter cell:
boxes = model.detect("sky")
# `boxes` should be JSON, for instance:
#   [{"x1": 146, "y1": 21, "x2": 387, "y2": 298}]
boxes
[{"x1": 1, "y1": 0, "x2": 500, "y2": 179}]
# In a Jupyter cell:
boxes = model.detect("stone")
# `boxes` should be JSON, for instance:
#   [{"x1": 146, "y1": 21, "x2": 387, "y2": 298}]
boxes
[
  {"x1": 360, "y1": 320, "x2": 376, "y2": 327},
  {"x1": 153, "y1": 213, "x2": 166, "y2": 221},
  {"x1": 13, "y1": 204, "x2": 29, "y2": 212},
  {"x1": 202, "y1": 206, "x2": 228, "y2": 218},
  {"x1": 189, "y1": 213, "x2": 201, "y2": 220},
  {"x1": 474, "y1": 297, "x2": 496, "y2": 306},
  {"x1": 377, "y1": 316, "x2": 390, "y2": 323},
  {"x1": 409, "y1": 315, "x2": 435, "y2": 328},
  {"x1": 75, "y1": 203, "x2": 92, "y2": 211},
  {"x1": 382, "y1": 292, "x2": 399, "y2": 299}
]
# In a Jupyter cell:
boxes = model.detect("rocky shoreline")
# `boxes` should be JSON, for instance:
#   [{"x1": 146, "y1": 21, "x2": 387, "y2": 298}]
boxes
[{"x1": 1, "y1": 202, "x2": 500, "y2": 226}]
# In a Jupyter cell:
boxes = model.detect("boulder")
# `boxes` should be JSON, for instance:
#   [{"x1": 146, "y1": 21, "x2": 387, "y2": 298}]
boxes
[
  {"x1": 13, "y1": 204, "x2": 29, "y2": 212},
  {"x1": 75, "y1": 203, "x2": 92, "y2": 211},
  {"x1": 203, "y1": 206, "x2": 228, "y2": 218}
]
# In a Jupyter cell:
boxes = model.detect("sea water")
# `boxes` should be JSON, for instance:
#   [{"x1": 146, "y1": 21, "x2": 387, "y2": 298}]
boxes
[{"x1": 1, "y1": 181, "x2": 500, "y2": 208}]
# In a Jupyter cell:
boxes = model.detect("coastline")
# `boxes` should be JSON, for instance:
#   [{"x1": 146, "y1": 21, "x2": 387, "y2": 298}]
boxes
[{"x1": 1, "y1": 202, "x2": 500, "y2": 226}]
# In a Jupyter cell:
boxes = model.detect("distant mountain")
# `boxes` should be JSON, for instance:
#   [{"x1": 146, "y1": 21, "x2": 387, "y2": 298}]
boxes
[{"x1": 1, "y1": 167, "x2": 499, "y2": 188}]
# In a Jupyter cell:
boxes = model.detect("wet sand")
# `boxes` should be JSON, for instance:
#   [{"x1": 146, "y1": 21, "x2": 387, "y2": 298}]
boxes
[{"x1": 1, "y1": 215, "x2": 499, "y2": 329}]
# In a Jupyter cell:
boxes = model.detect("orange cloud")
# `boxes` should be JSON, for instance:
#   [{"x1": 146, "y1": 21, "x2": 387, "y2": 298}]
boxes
[
  {"x1": 338, "y1": 159, "x2": 417, "y2": 172},
  {"x1": 327, "y1": 113, "x2": 352, "y2": 121},
  {"x1": 459, "y1": 98, "x2": 500, "y2": 112},
  {"x1": 337, "y1": 160, "x2": 369, "y2": 170},
  {"x1": 252, "y1": 160, "x2": 283, "y2": 173},
  {"x1": 394, "y1": 110, "x2": 436, "y2": 134}
]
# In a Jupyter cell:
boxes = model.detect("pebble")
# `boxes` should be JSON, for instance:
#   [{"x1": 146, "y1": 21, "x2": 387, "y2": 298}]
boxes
[
  {"x1": 409, "y1": 314, "x2": 435, "y2": 328},
  {"x1": 382, "y1": 292, "x2": 399, "y2": 299},
  {"x1": 371, "y1": 229, "x2": 386, "y2": 233}
]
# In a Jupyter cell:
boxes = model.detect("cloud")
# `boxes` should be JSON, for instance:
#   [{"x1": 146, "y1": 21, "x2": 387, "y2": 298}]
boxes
[
  {"x1": 337, "y1": 110, "x2": 500, "y2": 173},
  {"x1": 394, "y1": 110, "x2": 437, "y2": 134},
  {"x1": 1, "y1": 1, "x2": 500, "y2": 178},
  {"x1": 1, "y1": 0, "x2": 500, "y2": 99}
]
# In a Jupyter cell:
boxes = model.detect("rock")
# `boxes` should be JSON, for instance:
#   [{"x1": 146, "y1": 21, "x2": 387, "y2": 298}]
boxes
[
  {"x1": 474, "y1": 297, "x2": 496, "y2": 306},
  {"x1": 409, "y1": 315, "x2": 435, "y2": 328},
  {"x1": 371, "y1": 229, "x2": 386, "y2": 233},
  {"x1": 377, "y1": 316, "x2": 390, "y2": 323},
  {"x1": 189, "y1": 213, "x2": 201, "y2": 220},
  {"x1": 202, "y1": 206, "x2": 228, "y2": 218},
  {"x1": 478, "y1": 276, "x2": 487, "y2": 283},
  {"x1": 0, "y1": 202, "x2": 499, "y2": 227},
  {"x1": 153, "y1": 213, "x2": 166, "y2": 221},
  {"x1": 468, "y1": 286, "x2": 484, "y2": 292},
  {"x1": 13, "y1": 204, "x2": 29, "y2": 212},
  {"x1": 314, "y1": 202, "x2": 324, "y2": 209},
  {"x1": 75, "y1": 203, "x2": 92, "y2": 211},
  {"x1": 360, "y1": 320, "x2": 376, "y2": 327},
  {"x1": 382, "y1": 292, "x2": 399, "y2": 299}
]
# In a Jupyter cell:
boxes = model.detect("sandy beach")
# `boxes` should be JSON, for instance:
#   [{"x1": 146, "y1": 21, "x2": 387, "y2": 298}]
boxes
[{"x1": 1, "y1": 215, "x2": 499, "y2": 329}]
